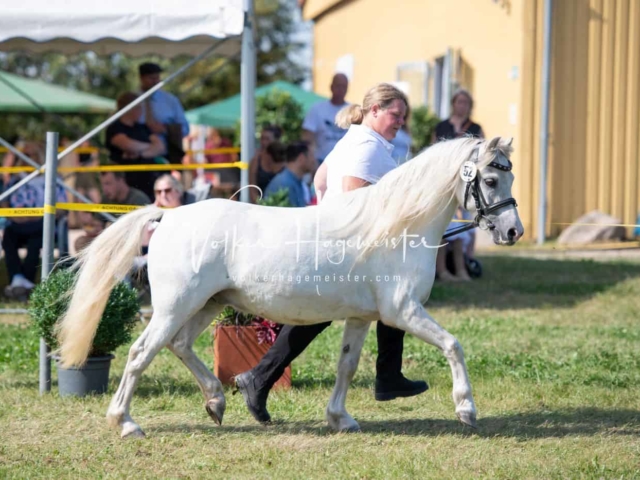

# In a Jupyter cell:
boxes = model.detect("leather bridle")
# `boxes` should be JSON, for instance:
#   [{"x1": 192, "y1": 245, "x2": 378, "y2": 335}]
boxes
[{"x1": 443, "y1": 151, "x2": 518, "y2": 240}]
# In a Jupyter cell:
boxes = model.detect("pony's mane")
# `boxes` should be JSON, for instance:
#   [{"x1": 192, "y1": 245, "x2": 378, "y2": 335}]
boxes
[{"x1": 332, "y1": 136, "x2": 513, "y2": 254}]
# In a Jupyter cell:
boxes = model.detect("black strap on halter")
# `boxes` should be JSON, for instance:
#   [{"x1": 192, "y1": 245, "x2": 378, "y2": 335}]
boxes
[{"x1": 443, "y1": 156, "x2": 518, "y2": 240}]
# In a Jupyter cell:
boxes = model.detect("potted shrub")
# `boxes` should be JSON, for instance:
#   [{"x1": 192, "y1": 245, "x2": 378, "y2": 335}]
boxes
[
  {"x1": 28, "y1": 268, "x2": 140, "y2": 397},
  {"x1": 213, "y1": 307, "x2": 291, "y2": 389}
]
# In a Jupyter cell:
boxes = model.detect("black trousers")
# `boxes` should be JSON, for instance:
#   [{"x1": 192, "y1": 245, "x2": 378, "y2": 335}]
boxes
[
  {"x1": 2, "y1": 220, "x2": 44, "y2": 283},
  {"x1": 252, "y1": 321, "x2": 405, "y2": 389}
]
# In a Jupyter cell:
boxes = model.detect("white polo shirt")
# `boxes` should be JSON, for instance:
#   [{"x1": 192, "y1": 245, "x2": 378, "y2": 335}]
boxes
[{"x1": 323, "y1": 124, "x2": 398, "y2": 200}]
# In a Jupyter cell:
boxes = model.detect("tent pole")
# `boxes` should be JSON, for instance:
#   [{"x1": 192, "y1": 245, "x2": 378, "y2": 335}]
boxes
[
  {"x1": 240, "y1": 0, "x2": 256, "y2": 203},
  {"x1": 39, "y1": 131, "x2": 59, "y2": 394}
]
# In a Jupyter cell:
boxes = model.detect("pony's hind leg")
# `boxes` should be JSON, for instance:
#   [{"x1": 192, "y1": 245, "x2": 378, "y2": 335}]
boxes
[
  {"x1": 381, "y1": 298, "x2": 477, "y2": 428},
  {"x1": 326, "y1": 319, "x2": 370, "y2": 432},
  {"x1": 106, "y1": 310, "x2": 189, "y2": 438},
  {"x1": 166, "y1": 302, "x2": 226, "y2": 425}
]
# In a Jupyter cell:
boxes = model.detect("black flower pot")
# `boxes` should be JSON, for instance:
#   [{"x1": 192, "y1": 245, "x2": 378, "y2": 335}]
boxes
[{"x1": 54, "y1": 354, "x2": 114, "y2": 397}]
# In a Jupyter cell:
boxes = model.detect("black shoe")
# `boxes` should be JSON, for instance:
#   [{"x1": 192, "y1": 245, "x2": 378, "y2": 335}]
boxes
[
  {"x1": 374, "y1": 375, "x2": 429, "y2": 402},
  {"x1": 233, "y1": 370, "x2": 271, "y2": 424}
]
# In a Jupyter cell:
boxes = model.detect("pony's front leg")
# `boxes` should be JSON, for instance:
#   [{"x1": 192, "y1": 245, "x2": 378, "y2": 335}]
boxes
[
  {"x1": 326, "y1": 319, "x2": 370, "y2": 432},
  {"x1": 381, "y1": 298, "x2": 477, "y2": 428}
]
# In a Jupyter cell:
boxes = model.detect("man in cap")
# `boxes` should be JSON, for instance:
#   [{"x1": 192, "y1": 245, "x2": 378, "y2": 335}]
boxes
[{"x1": 138, "y1": 62, "x2": 189, "y2": 162}]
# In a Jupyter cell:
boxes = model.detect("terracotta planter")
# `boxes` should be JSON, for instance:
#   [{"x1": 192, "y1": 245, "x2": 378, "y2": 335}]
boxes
[{"x1": 214, "y1": 325, "x2": 291, "y2": 389}]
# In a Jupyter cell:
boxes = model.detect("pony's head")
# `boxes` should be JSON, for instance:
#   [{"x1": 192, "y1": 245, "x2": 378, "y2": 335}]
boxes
[{"x1": 455, "y1": 136, "x2": 524, "y2": 245}]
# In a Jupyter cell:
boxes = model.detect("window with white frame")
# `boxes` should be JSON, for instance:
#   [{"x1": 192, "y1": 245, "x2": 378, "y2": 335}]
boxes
[
  {"x1": 433, "y1": 49, "x2": 454, "y2": 120},
  {"x1": 397, "y1": 49, "x2": 456, "y2": 120}
]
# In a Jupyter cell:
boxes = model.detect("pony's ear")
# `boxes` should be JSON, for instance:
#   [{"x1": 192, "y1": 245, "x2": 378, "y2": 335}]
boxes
[
  {"x1": 487, "y1": 136, "x2": 501, "y2": 150},
  {"x1": 500, "y1": 137, "x2": 514, "y2": 147}
]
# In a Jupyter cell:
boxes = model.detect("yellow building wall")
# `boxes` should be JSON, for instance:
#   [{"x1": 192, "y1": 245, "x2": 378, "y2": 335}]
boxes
[
  {"x1": 521, "y1": 0, "x2": 640, "y2": 237},
  {"x1": 304, "y1": 0, "x2": 530, "y2": 230}
]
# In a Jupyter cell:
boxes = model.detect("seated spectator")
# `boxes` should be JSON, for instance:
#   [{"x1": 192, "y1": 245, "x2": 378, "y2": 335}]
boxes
[
  {"x1": 100, "y1": 171, "x2": 151, "y2": 207},
  {"x1": 431, "y1": 89, "x2": 483, "y2": 282},
  {"x1": 134, "y1": 174, "x2": 203, "y2": 274},
  {"x1": 153, "y1": 174, "x2": 211, "y2": 207},
  {"x1": 436, "y1": 208, "x2": 474, "y2": 282},
  {"x1": 248, "y1": 126, "x2": 284, "y2": 203},
  {"x1": 1, "y1": 137, "x2": 23, "y2": 190},
  {"x1": 205, "y1": 127, "x2": 239, "y2": 187},
  {"x1": 2, "y1": 142, "x2": 67, "y2": 299},
  {"x1": 264, "y1": 142, "x2": 317, "y2": 208},
  {"x1": 74, "y1": 171, "x2": 150, "y2": 253},
  {"x1": 152, "y1": 174, "x2": 184, "y2": 208},
  {"x1": 106, "y1": 92, "x2": 167, "y2": 199}
]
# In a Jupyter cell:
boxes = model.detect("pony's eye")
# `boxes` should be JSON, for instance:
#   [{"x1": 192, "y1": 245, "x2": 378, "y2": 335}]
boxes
[{"x1": 484, "y1": 178, "x2": 497, "y2": 188}]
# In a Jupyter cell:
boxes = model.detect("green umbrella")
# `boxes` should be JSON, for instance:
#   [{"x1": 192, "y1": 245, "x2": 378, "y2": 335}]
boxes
[
  {"x1": 186, "y1": 80, "x2": 328, "y2": 128},
  {"x1": 0, "y1": 71, "x2": 116, "y2": 113}
]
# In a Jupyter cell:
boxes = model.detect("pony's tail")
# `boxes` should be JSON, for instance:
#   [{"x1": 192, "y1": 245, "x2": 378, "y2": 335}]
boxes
[{"x1": 55, "y1": 206, "x2": 165, "y2": 368}]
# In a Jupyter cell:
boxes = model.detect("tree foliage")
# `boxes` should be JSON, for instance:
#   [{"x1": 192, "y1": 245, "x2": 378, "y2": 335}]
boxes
[
  {"x1": 410, "y1": 106, "x2": 441, "y2": 154},
  {"x1": 235, "y1": 89, "x2": 305, "y2": 145}
]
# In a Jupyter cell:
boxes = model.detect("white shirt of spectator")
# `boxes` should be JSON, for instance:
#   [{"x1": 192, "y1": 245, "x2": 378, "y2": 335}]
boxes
[
  {"x1": 302, "y1": 100, "x2": 350, "y2": 161},
  {"x1": 323, "y1": 124, "x2": 397, "y2": 201},
  {"x1": 390, "y1": 127, "x2": 412, "y2": 165}
]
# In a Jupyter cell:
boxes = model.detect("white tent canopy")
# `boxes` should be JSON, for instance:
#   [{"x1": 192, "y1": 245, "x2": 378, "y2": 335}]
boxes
[{"x1": 0, "y1": 0, "x2": 245, "y2": 57}]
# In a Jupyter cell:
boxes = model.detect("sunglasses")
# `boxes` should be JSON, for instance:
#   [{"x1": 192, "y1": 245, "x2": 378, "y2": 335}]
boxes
[{"x1": 154, "y1": 187, "x2": 175, "y2": 195}]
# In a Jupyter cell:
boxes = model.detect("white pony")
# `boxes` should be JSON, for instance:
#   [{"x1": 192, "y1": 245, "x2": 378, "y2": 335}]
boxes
[{"x1": 56, "y1": 136, "x2": 523, "y2": 438}]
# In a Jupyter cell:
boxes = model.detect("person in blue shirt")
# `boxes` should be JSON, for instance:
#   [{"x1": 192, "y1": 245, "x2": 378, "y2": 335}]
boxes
[
  {"x1": 263, "y1": 142, "x2": 317, "y2": 207},
  {"x1": 138, "y1": 62, "x2": 189, "y2": 160}
]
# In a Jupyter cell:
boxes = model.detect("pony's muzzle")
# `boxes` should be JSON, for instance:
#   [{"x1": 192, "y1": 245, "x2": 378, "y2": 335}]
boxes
[{"x1": 507, "y1": 226, "x2": 523, "y2": 244}]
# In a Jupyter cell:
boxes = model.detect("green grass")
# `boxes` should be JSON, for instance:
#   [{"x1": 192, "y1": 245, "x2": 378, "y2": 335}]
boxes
[{"x1": 1, "y1": 255, "x2": 640, "y2": 479}]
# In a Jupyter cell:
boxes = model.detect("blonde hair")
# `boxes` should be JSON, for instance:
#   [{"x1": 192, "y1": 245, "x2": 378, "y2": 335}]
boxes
[{"x1": 335, "y1": 83, "x2": 409, "y2": 128}]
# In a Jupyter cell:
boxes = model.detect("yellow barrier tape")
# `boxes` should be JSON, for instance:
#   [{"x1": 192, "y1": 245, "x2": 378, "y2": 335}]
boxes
[
  {"x1": 57, "y1": 202, "x2": 141, "y2": 214},
  {"x1": 0, "y1": 208, "x2": 44, "y2": 217},
  {"x1": 188, "y1": 147, "x2": 241, "y2": 155},
  {"x1": 59, "y1": 162, "x2": 248, "y2": 173},
  {"x1": 0, "y1": 146, "x2": 100, "y2": 154},
  {"x1": 0, "y1": 203, "x2": 142, "y2": 217},
  {"x1": 0, "y1": 166, "x2": 40, "y2": 174},
  {"x1": 43, "y1": 204, "x2": 56, "y2": 215},
  {"x1": 0, "y1": 162, "x2": 248, "y2": 174},
  {"x1": 0, "y1": 146, "x2": 241, "y2": 155}
]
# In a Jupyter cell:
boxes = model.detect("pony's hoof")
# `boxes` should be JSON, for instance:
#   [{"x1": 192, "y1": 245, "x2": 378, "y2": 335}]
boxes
[
  {"x1": 339, "y1": 423, "x2": 361, "y2": 433},
  {"x1": 206, "y1": 397, "x2": 226, "y2": 426},
  {"x1": 456, "y1": 411, "x2": 478, "y2": 429},
  {"x1": 327, "y1": 412, "x2": 361, "y2": 433},
  {"x1": 121, "y1": 424, "x2": 146, "y2": 439}
]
